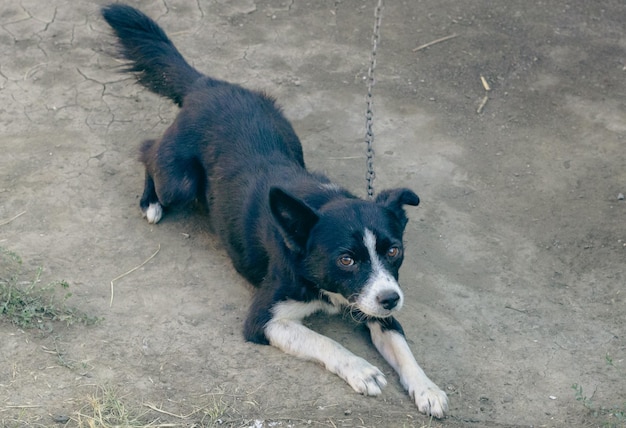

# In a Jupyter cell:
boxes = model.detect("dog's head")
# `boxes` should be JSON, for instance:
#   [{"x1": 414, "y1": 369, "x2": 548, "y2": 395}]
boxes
[{"x1": 270, "y1": 186, "x2": 419, "y2": 318}]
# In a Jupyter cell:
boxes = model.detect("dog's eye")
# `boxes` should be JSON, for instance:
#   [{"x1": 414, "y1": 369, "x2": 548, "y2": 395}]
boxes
[
  {"x1": 337, "y1": 255, "x2": 355, "y2": 267},
  {"x1": 387, "y1": 247, "x2": 401, "y2": 258}
]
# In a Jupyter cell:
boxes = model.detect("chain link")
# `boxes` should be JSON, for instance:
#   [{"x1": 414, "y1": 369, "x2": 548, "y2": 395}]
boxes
[{"x1": 364, "y1": 0, "x2": 383, "y2": 200}]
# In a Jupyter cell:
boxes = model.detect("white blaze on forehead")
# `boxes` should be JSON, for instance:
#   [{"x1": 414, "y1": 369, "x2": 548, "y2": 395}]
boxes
[
  {"x1": 363, "y1": 229, "x2": 382, "y2": 272},
  {"x1": 357, "y1": 228, "x2": 404, "y2": 316}
]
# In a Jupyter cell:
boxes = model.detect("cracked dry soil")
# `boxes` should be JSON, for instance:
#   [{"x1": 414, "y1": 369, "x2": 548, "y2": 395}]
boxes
[{"x1": 1, "y1": 1, "x2": 625, "y2": 427}]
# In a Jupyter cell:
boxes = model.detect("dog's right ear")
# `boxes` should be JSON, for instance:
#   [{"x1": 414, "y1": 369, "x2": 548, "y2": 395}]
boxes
[
  {"x1": 269, "y1": 187, "x2": 319, "y2": 252},
  {"x1": 375, "y1": 188, "x2": 420, "y2": 230}
]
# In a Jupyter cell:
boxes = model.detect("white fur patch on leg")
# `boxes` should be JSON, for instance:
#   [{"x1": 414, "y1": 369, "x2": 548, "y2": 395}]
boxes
[
  {"x1": 368, "y1": 321, "x2": 448, "y2": 418},
  {"x1": 265, "y1": 301, "x2": 387, "y2": 396},
  {"x1": 144, "y1": 202, "x2": 163, "y2": 224}
]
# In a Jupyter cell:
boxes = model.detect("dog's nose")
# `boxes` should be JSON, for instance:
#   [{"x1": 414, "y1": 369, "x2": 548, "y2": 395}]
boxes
[{"x1": 377, "y1": 290, "x2": 400, "y2": 310}]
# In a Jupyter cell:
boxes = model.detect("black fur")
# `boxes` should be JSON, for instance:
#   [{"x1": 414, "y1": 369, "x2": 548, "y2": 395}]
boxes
[
  {"x1": 101, "y1": 4, "x2": 420, "y2": 344},
  {"x1": 101, "y1": 4, "x2": 202, "y2": 106}
]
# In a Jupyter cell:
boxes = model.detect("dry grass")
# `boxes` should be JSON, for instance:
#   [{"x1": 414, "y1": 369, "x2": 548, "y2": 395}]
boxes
[
  {"x1": 70, "y1": 385, "x2": 232, "y2": 428},
  {"x1": 0, "y1": 247, "x2": 99, "y2": 331}
]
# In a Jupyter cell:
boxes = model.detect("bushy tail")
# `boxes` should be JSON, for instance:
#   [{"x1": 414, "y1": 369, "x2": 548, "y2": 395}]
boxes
[{"x1": 101, "y1": 4, "x2": 202, "y2": 106}]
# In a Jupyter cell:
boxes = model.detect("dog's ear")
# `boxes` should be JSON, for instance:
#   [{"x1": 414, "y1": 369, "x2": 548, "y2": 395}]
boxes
[
  {"x1": 375, "y1": 188, "x2": 420, "y2": 229},
  {"x1": 270, "y1": 187, "x2": 319, "y2": 252}
]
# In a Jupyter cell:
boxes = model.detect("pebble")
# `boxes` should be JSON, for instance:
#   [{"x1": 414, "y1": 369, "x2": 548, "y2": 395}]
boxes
[
  {"x1": 52, "y1": 415, "x2": 70, "y2": 424},
  {"x1": 618, "y1": 193, "x2": 624, "y2": 200}
]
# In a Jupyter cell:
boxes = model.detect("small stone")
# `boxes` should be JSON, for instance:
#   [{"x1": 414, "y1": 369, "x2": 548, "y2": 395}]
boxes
[
  {"x1": 617, "y1": 193, "x2": 624, "y2": 200},
  {"x1": 52, "y1": 415, "x2": 70, "y2": 424}
]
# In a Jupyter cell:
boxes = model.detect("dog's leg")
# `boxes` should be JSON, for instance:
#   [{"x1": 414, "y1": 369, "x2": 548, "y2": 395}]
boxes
[
  {"x1": 264, "y1": 301, "x2": 387, "y2": 396},
  {"x1": 140, "y1": 169, "x2": 163, "y2": 224},
  {"x1": 367, "y1": 320, "x2": 448, "y2": 418},
  {"x1": 138, "y1": 137, "x2": 206, "y2": 224},
  {"x1": 139, "y1": 139, "x2": 164, "y2": 224}
]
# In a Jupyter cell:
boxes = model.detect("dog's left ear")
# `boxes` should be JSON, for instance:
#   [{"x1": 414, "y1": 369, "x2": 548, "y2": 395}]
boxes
[
  {"x1": 270, "y1": 187, "x2": 319, "y2": 252},
  {"x1": 375, "y1": 188, "x2": 420, "y2": 229}
]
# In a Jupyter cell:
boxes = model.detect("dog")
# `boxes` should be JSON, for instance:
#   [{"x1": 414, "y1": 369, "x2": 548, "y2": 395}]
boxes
[{"x1": 101, "y1": 4, "x2": 448, "y2": 418}]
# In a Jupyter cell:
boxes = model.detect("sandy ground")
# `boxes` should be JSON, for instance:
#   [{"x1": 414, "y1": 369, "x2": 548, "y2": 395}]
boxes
[{"x1": 1, "y1": 1, "x2": 625, "y2": 427}]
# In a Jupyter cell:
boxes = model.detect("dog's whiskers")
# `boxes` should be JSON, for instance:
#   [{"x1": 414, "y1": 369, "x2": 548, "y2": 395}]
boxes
[{"x1": 342, "y1": 300, "x2": 370, "y2": 323}]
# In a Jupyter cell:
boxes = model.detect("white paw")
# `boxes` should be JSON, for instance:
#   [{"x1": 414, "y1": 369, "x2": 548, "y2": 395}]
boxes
[
  {"x1": 144, "y1": 202, "x2": 163, "y2": 224},
  {"x1": 338, "y1": 357, "x2": 387, "y2": 396},
  {"x1": 412, "y1": 383, "x2": 448, "y2": 419}
]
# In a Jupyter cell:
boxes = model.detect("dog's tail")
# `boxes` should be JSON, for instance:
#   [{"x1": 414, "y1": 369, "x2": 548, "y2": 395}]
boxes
[{"x1": 101, "y1": 4, "x2": 202, "y2": 106}]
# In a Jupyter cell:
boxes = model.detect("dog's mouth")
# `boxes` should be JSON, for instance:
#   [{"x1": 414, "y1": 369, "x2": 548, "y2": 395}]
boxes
[
  {"x1": 324, "y1": 289, "x2": 402, "y2": 319},
  {"x1": 347, "y1": 293, "x2": 401, "y2": 320}
]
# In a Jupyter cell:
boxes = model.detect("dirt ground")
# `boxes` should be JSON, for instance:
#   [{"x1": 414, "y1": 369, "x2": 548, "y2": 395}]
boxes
[{"x1": 1, "y1": 1, "x2": 625, "y2": 427}]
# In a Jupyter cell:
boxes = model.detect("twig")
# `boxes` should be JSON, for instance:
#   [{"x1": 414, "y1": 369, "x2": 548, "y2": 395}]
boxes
[
  {"x1": 143, "y1": 402, "x2": 197, "y2": 419},
  {"x1": 480, "y1": 75, "x2": 491, "y2": 91},
  {"x1": 109, "y1": 244, "x2": 161, "y2": 307},
  {"x1": 476, "y1": 75, "x2": 492, "y2": 114},
  {"x1": 476, "y1": 95, "x2": 489, "y2": 114},
  {"x1": 4, "y1": 405, "x2": 42, "y2": 408},
  {"x1": 504, "y1": 304, "x2": 527, "y2": 314},
  {"x1": 327, "y1": 156, "x2": 361, "y2": 160},
  {"x1": 0, "y1": 210, "x2": 26, "y2": 227},
  {"x1": 24, "y1": 63, "x2": 48, "y2": 81},
  {"x1": 413, "y1": 33, "x2": 458, "y2": 52}
]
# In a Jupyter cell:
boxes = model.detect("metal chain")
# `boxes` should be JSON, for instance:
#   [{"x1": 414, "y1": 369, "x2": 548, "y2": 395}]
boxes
[{"x1": 364, "y1": 0, "x2": 383, "y2": 200}]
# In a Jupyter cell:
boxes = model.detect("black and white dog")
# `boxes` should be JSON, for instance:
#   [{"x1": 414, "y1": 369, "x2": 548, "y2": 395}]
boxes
[{"x1": 102, "y1": 4, "x2": 448, "y2": 418}]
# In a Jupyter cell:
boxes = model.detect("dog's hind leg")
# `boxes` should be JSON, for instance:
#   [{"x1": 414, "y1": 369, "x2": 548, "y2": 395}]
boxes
[
  {"x1": 140, "y1": 168, "x2": 163, "y2": 224},
  {"x1": 138, "y1": 139, "x2": 164, "y2": 223},
  {"x1": 138, "y1": 137, "x2": 205, "y2": 224}
]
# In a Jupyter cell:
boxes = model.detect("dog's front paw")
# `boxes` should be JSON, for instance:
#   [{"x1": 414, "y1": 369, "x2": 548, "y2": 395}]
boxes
[
  {"x1": 411, "y1": 383, "x2": 448, "y2": 419},
  {"x1": 143, "y1": 202, "x2": 163, "y2": 224},
  {"x1": 337, "y1": 357, "x2": 387, "y2": 396}
]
